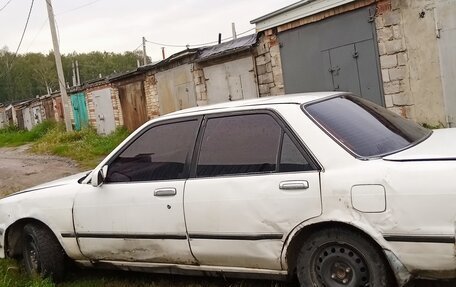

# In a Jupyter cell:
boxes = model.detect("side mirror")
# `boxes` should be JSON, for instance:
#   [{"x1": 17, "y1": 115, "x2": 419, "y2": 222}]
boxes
[{"x1": 91, "y1": 165, "x2": 108, "y2": 187}]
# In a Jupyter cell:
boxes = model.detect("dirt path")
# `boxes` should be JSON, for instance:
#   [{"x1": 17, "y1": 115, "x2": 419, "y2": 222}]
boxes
[{"x1": 0, "y1": 145, "x2": 82, "y2": 197}]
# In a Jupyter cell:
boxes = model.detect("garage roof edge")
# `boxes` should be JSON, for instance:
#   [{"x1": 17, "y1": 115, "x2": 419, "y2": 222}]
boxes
[{"x1": 250, "y1": 0, "x2": 356, "y2": 32}]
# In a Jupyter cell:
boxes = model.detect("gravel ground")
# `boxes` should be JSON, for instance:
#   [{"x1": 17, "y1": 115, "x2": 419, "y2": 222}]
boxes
[
  {"x1": 0, "y1": 146, "x2": 454, "y2": 286},
  {"x1": 0, "y1": 145, "x2": 82, "y2": 197}
]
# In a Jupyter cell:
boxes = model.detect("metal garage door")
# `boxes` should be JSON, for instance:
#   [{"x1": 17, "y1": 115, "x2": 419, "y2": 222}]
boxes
[
  {"x1": 92, "y1": 88, "x2": 116, "y2": 135},
  {"x1": 279, "y1": 6, "x2": 383, "y2": 105},
  {"x1": 156, "y1": 64, "x2": 197, "y2": 115},
  {"x1": 118, "y1": 81, "x2": 148, "y2": 132},
  {"x1": 203, "y1": 56, "x2": 258, "y2": 104},
  {"x1": 71, "y1": 92, "x2": 89, "y2": 131}
]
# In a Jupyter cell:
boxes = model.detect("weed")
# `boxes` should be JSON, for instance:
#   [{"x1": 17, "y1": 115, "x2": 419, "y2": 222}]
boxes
[
  {"x1": 31, "y1": 126, "x2": 129, "y2": 168},
  {"x1": 0, "y1": 121, "x2": 57, "y2": 147}
]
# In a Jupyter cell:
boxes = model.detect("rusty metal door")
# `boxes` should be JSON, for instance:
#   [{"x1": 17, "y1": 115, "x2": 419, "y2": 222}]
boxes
[
  {"x1": 42, "y1": 98, "x2": 54, "y2": 120},
  {"x1": 93, "y1": 88, "x2": 116, "y2": 135},
  {"x1": 53, "y1": 97, "x2": 64, "y2": 122},
  {"x1": 437, "y1": 2, "x2": 456, "y2": 127},
  {"x1": 16, "y1": 108, "x2": 24, "y2": 130},
  {"x1": 5, "y1": 107, "x2": 13, "y2": 126},
  {"x1": 203, "y1": 56, "x2": 258, "y2": 104},
  {"x1": 118, "y1": 81, "x2": 148, "y2": 131},
  {"x1": 156, "y1": 64, "x2": 197, "y2": 115}
]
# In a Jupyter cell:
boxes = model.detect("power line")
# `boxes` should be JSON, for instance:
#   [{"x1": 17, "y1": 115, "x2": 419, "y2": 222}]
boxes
[
  {"x1": 14, "y1": 0, "x2": 34, "y2": 57},
  {"x1": 132, "y1": 43, "x2": 142, "y2": 52},
  {"x1": 25, "y1": 18, "x2": 48, "y2": 52},
  {"x1": 0, "y1": 0, "x2": 13, "y2": 12},
  {"x1": 56, "y1": 0, "x2": 102, "y2": 16},
  {"x1": 145, "y1": 27, "x2": 256, "y2": 48}
]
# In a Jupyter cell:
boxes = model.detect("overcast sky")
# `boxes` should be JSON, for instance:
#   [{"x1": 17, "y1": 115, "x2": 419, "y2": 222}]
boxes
[{"x1": 0, "y1": 0, "x2": 296, "y2": 61}]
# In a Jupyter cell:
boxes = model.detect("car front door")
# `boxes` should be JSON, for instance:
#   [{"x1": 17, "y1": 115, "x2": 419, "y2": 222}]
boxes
[
  {"x1": 184, "y1": 111, "x2": 322, "y2": 270},
  {"x1": 72, "y1": 117, "x2": 201, "y2": 264}
]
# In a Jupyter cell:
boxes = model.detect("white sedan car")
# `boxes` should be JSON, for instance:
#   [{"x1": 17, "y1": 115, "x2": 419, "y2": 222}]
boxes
[{"x1": 0, "y1": 92, "x2": 455, "y2": 286}]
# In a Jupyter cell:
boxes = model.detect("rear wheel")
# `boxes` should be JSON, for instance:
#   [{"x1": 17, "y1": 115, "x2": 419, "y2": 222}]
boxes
[
  {"x1": 22, "y1": 223, "x2": 65, "y2": 282},
  {"x1": 296, "y1": 227, "x2": 393, "y2": 287}
]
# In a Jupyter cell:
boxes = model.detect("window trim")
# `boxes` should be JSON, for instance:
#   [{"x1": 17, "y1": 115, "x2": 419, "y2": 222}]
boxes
[
  {"x1": 104, "y1": 116, "x2": 203, "y2": 183},
  {"x1": 190, "y1": 109, "x2": 321, "y2": 179},
  {"x1": 301, "y1": 93, "x2": 432, "y2": 160}
]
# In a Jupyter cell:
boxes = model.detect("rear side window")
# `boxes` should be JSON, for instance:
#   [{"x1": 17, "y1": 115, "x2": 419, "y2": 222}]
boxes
[
  {"x1": 106, "y1": 120, "x2": 198, "y2": 182},
  {"x1": 196, "y1": 113, "x2": 315, "y2": 177},
  {"x1": 280, "y1": 133, "x2": 312, "y2": 172},
  {"x1": 304, "y1": 96, "x2": 431, "y2": 157}
]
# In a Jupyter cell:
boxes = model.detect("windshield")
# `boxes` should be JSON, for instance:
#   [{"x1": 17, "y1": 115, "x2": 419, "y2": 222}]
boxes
[{"x1": 304, "y1": 95, "x2": 431, "y2": 158}]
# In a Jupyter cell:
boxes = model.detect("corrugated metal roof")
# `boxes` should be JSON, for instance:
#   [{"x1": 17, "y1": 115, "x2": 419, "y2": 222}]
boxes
[{"x1": 196, "y1": 34, "x2": 257, "y2": 62}]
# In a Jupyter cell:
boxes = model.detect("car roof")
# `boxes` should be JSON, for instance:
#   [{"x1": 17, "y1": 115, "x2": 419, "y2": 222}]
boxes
[{"x1": 166, "y1": 91, "x2": 345, "y2": 117}]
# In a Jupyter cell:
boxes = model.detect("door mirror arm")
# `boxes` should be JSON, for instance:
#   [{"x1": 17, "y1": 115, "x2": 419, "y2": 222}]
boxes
[{"x1": 91, "y1": 165, "x2": 108, "y2": 187}]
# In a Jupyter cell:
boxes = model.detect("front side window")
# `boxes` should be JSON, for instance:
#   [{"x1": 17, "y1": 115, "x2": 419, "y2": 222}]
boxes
[
  {"x1": 304, "y1": 95, "x2": 431, "y2": 157},
  {"x1": 196, "y1": 113, "x2": 315, "y2": 177},
  {"x1": 106, "y1": 120, "x2": 198, "y2": 182}
]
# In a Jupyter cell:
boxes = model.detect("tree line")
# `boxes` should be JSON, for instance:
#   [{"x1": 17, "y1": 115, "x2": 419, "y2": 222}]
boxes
[{"x1": 0, "y1": 46, "x2": 142, "y2": 103}]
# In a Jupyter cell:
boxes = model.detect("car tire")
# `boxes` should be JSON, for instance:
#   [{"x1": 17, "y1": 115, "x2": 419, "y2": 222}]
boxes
[
  {"x1": 22, "y1": 223, "x2": 65, "y2": 282},
  {"x1": 296, "y1": 227, "x2": 394, "y2": 287}
]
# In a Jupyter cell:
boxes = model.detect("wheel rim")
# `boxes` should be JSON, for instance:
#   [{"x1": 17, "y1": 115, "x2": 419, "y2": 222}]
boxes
[
  {"x1": 25, "y1": 236, "x2": 41, "y2": 274},
  {"x1": 312, "y1": 243, "x2": 370, "y2": 287}
]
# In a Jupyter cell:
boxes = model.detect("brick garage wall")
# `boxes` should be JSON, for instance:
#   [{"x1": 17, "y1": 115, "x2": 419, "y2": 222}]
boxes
[
  {"x1": 254, "y1": 33, "x2": 284, "y2": 97},
  {"x1": 144, "y1": 73, "x2": 160, "y2": 119},
  {"x1": 376, "y1": 0, "x2": 412, "y2": 118},
  {"x1": 85, "y1": 84, "x2": 124, "y2": 129},
  {"x1": 192, "y1": 64, "x2": 209, "y2": 106},
  {"x1": 85, "y1": 89, "x2": 96, "y2": 128},
  {"x1": 110, "y1": 86, "x2": 123, "y2": 127},
  {"x1": 376, "y1": 0, "x2": 446, "y2": 125},
  {"x1": 257, "y1": 0, "x2": 377, "y2": 98}
]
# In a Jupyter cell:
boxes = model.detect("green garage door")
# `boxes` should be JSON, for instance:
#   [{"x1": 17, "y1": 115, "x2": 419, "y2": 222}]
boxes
[{"x1": 71, "y1": 92, "x2": 89, "y2": 131}]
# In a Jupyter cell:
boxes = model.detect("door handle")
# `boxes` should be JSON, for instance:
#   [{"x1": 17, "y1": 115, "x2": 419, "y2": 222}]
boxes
[
  {"x1": 154, "y1": 188, "x2": 177, "y2": 197},
  {"x1": 279, "y1": 181, "x2": 309, "y2": 190}
]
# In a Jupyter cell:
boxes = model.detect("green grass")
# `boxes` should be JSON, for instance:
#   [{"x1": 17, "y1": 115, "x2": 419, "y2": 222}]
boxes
[
  {"x1": 0, "y1": 259, "x2": 53, "y2": 287},
  {"x1": 31, "y1": 125, "x2": 130, "y2": 169},
  {"x1": 0, "y1": 121, "x2": 57, "y2": 147},
  {"x1": 0, "y1": 258, "x2": 287, "y2": 287}
]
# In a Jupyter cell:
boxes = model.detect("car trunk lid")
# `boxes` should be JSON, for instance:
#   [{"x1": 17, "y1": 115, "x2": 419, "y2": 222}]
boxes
[{"x1": 383, "y1": 128, "x2": 456, "y2": 161}]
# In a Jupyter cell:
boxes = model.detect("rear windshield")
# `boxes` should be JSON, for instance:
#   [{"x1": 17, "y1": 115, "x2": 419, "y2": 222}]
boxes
[{"x1": 304, "y1": 95, "x2": 431, "y2": 158}]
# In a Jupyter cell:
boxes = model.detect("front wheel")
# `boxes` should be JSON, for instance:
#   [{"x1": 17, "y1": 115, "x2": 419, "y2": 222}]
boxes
[
  {"x1": 22, "y1": 223, "x2": 65, "y2": 282},
  {"x1": 296, "y1": 227, "x2": 394, "y2": 287}
]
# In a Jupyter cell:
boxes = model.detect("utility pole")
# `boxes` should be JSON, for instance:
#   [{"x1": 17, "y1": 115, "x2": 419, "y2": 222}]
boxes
[
  {"x1": 71, "y1": 61, "x2": 76, "y2": 86},
  {"x1": 142, "y1": 36, "x2": 147, "y2": 66},
  {"x1": 75, "y1": 60, "x2": 80, "y2": 85},
  {"x1": 162, "y1": 47, "x2": 165, "y2": 60},
  {"x1": 46, "y1": 0, "x2": 72, "y2": 131},
  {"x1": 232, "y1": 22, "x2": 237, "y2": 39}
]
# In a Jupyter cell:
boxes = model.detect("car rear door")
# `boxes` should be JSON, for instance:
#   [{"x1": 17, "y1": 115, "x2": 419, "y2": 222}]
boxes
[
  {"x1": 72, "y1": 117, "x2": 201, "y2": 264},
  {"x1": 184, "y1": 110, "x2": 322, "y2": 270}
]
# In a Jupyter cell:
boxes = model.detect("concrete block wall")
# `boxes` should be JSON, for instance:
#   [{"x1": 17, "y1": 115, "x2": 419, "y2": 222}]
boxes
[
  {"x1": 144, "y1": 74, "x2": 160, "y2": 119},
  {"x1": 376, "y1": 0, "x2": 446, "y2": 125},
  {"x1": 110, "y1": 87, "x2": 123, "y2": 127},
  {"x1": 85, "y1": 90, "x2": 97, "y2": 128},
  {"x1": 376, "y1": 0, "x2": 413, "y2": 119},
  {"x1": 192, "y1": 64, "x2": 209, "y2": 106},
  {"x1": 85, "y1": 84, "x2": 124, "y2": 130},
  {"x1": 254, "y1": 33, "x2": 284, "y2": 97}
]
